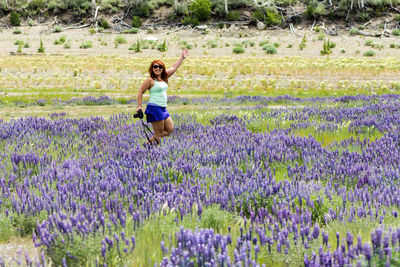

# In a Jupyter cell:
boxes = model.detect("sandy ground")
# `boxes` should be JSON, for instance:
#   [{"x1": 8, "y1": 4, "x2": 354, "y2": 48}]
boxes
[{"x1": 0, "y1": 24, "x2": 399, "y2": 58}]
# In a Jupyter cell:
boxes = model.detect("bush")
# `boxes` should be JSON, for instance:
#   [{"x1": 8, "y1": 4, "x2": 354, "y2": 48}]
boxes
[
  {"x1": 264, "y1": 8, "x2": 282, "y2": 26},
  {"x1": 89, "y1": 28, "x2": 96, "y2": 35},
  {"x1": 181, "y1": 16, "x2": 199, "y2": 26},
  {"x1": 390, "y1": 43, "x2": 396, "y2": 48},
  {"x1": 318, "y1": 33, "x2": 325, "y2": 40},
  {"x1": 122, "y1": 28, "x2": 139, "y2": 34},
  {"x1": 393, "y1": 29, "x2": 400, "y2": 36},
  {"x1": 189, "y1": 0, "x2": 212, "y2": 21},
  {"x1": 320, "y1": 38, "x2": 332, "y2": 55},
  {"x1": 10, "y1": 11, "x2": 21, "y2": 26},
  {"x1": 395, "y1": 14, "x2": 400, "y2": 22},
  {"x1": 13, "y1": 29, "x2": 22, "y2": 34},
  {"x1": 132, "y1": 16, "x2": 142, "y2": 28},
  {"x1": 99, "y1": 20, "x2": 110, "y2": 29},
  {"x1": 54, "y1": 35, "x2": 66, "y2": 45},
  {"x1": 157, "y1": 39, "x2": 167, "y2": 52},
  {"x1": 263, "y1": 44, "x2": 277, "y2": 54},
  {"x1": 54, "y1": 26, "x2": 63, "y2": 32},
  {"x1": 64, "y1": 42, "x2": 71, "y2": 49},
  {"x1": 14, "y1": 40, "x2": 24, "y2": 46},
  {"x1": 174, "y1": 3, "x2": 188, "y2": 16},
  {"x1": 363, "y1": 50, "x2": 375, "y2": 57},
  {"x1": 306, "y1": 0, "x2": 326, "y2": 19},
  {"x1": 364, "y1": 39, "x2": 374, "y2": 46},
  {"x1": 38, "y1": 39, "x2": 45, "y2": 53},
  {"x1": 114, "y1": 35, "x2": 127, "y2": 45},
  {"x1": 80, "y1": 41, "x2": 93, "y2": 49},
  {"x1": 349, "y1": 28, "x2": 359, "y2": 35},
  {"x1": 232, "y1": 46, "x2": 245, "y2": 54},
  {"x1": 227, "y1": 10, "x2": 240, "y2": 21}
]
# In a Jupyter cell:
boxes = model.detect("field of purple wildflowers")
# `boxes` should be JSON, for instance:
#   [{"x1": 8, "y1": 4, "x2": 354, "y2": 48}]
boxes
[{"x1": 1, "y1": 94, "x2": 400, "y2": 266}]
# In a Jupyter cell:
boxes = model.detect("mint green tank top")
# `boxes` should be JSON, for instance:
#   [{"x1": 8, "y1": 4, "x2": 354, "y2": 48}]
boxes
[{"x1": 148, "y1": 80, "x2": 168, "y2": 107}]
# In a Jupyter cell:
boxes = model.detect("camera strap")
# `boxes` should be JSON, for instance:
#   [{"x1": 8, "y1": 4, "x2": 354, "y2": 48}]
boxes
[{"x1": 140, "y1": 118, "x2": 160, "y2": 145}]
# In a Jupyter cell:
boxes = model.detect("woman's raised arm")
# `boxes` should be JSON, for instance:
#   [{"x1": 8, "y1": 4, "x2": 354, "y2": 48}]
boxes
[{"x1": 166, "y1": 49, "x2": 189, "y2": 78}]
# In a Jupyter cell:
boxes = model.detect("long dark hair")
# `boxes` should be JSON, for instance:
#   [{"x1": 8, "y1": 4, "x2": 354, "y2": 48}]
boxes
[{"x1": 148, "y1": 60, "x2": 168, "y2": 83}]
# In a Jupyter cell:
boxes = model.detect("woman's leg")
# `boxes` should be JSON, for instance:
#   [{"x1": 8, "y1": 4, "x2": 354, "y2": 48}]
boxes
[
  {"x1": 162, "y1": 117, "x2": 174, "y2": 137},
  {"x1": 149, "y1": 120, "x2": 164, "y2": 144}
]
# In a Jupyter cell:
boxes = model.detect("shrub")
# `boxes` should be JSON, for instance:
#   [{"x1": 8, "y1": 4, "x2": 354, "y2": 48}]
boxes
[
  {"x1": 13, "y1": 29, "x2": 22, "y2": 34},
  {"x1": 24, "y1": 42, "x2": 29, "y2": 48},
  {"x1": 64, "y1": 42, "x2": 71, "y2": 49},
  {"x1": 395, "y1": 14, "x2": 400, "y2": 22},
  {"x1": 80, "y1": 41, "x2": 93, "y2": 49},
  {"x1": 89, "y1": 28, "x2": 96, "y2": 35},
  {"x1": 207, "y1": 39, "x2": 218, "y2": 48},
  {"x1": 265, "y1": 8, "x2": 282, "y2": 26},
  {"x1": 157, "y1": 39, "x2": 167, "y2": 52},
  {"x1": 364, "y1": 39, "x2": 374, "y2": 46},
  {"x1": 349, "y1": 28, "x2": 359, "y2": 35},
  {"x1": 363, "y1": 50, "x2": 375, "y2": 57},
  {"x1": 287, "y1": 43, "x2": 293, "y2": 48},
  {"x1": 54, "y1": 35, "x2": 66, "y2": 45},
  {"x1": 38, "y1": 39, "x2": 45, "y2": 53},
  {"x1": 340, "y1": 48, "x2": 346, "y2": 53},
  {"x1": 232, "y1": 46, "x2": 245, "y2": 54},
  {"x1": 227, "y1": 10, "x2": 240, "y2": 21},
  {"x1": 217, "y1": 22, "x2": 224, "y2": 29},
  {"x1": 174, "y1": 3, "x2": 188, "y2": 16},
  {"x1": 263, "y1": 44, "x2": 277, "y2": 54},
  {"x1": 318, "y1": 33, "x2": 325, "y2": 40},
  {"x1": 99, "y1": 20, "x2": 110, "y2": 29},
  {"x1": 320, "y1": 38, "x2": 332, "y2": 55},
  {"x1": 390, "y1": 43, "x2": 396, "y2": 48},
  {"x1": 132, "y1": 16, "x2": 142, "y2": 28},
  {"x1": 306, "y1": 0, "x2": 326, "y2": 19},
  {"x1": 114, "y1": 35, "x2": 127, "y2": 45},
  {"x1": 122, "y1": 28, "x2": 139, "y2": 34},
  {"x1": 14, "y1": 40, "x2": 24, "y2": 46},
  {"x1": 54, "y1": 26, "x2": 63, "y2": 32},
  {"x1": 10, "y1": 11, "x2": 21, "y2": 26},
  {"x1": 392, "y1": 29, "x2": 400, "y2": 36},
  {"x1": 189, "y1": 0, "x2": 212, "y2": 21},
  {"x1": 182, "y1": 16, "x2": 199, "y2": 26}
]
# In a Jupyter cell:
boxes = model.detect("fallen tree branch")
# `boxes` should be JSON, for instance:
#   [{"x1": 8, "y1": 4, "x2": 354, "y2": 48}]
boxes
[
  {"x1": 62, "y1": 24, "x2": 90, "y2": 31},
  {"x1": 289, "y1": 23, "x2": 301, "y2": 37}
]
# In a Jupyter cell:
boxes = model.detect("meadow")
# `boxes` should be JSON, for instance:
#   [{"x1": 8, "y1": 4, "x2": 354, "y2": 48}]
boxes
[{"x1": 1, "y1": 47, "x2": 400, "y2": 266}]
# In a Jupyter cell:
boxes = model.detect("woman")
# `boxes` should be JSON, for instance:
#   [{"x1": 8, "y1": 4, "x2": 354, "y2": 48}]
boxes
[{"x1": 137, "y1": 49, "x2": 189, "y2": 145}]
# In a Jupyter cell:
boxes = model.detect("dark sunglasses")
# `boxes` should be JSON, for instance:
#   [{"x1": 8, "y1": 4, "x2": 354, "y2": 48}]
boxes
[{"x1": 153, "y1": 65, "x2": 163, "y2": 69}]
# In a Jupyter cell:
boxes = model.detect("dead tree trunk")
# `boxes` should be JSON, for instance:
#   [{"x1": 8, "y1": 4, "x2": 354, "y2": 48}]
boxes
[{"x1": 224, "y1": 0, "x2": 228, "y2": 15}]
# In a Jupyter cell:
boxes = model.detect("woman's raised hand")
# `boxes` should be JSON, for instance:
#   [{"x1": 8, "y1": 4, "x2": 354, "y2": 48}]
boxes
[{"x1": 182, "y1": 49, "x2": 189, "y2": 58}]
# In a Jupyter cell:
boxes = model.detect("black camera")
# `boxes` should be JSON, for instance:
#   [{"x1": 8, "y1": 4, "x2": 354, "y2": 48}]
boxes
[{"x1": 134, "y1": 109, "x2": 144, "y2": 119}]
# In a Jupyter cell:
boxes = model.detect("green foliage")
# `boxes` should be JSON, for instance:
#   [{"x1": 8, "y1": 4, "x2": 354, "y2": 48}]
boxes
[
  {"x1": 189, "y1": 0, "x2": 212, "y2": 21},
  {"x1": 64, "y1": 42, "x2": 71, "y2": 49},
  {"x1": 38, "y1": 39, "x2": 45, "y2": 53},
  {"x1": 178, "y1": 40, "x2": 193, "y2": 49},
  {"x1": 364, "y1": 39, "x2": 374, "y2": 46},
  {"x1": 263, "y1": 44, "x2": 277, "y2": 54},
  {"x1": 317, "y1": 32, "x2": 325, "y2": 40},
  {"x1": 233, "y1": 46, "x2": 245, "y2": 54},
  {"x1": 349, "y1": 28, "x2": 359, "y2": 35},
  {"x1": 80, "y1": 40, "x2": 93, "y2": 49},
  {"x1": 306, "y1": 0, "x2": 326, "y2": 19},
  {"x1": 114, "y1": 35, "x2": 127, "y2": 45},
  {"x1": 10, "y1": 11, "x2": 21, "y2": 26},
  {"x1": 99, "y1": 19, "x2": 110, "y2": 29},
  {"x1": 157, "y1": 39, "x2": 167, "y2": 52},
  {"x1": 54, "y1": 35, "x2": 66, "y2": 45},
  {"x1": 174, "y1": 3, "x2": 188, "y2": 16},
  {"x1": 89, "y1": 28, "x2": 96, "y2": 35},
  {"x1": 54, "y1": 26, "x2": 63, "y2": 32},
  {"x1": 27, "y1": 0, "x2": 46, "y2": 14},
  {"x1": 122, "y1": 28, "x2": 139, "y2": 34},
  {"x1": 393, "y1": 29, "x2": 400, "y2": 36},
  {"x1": 264, "y1": 8, "x2": 282, "y2": 26},
  {"x1": 363, "y1": 50, "x2": 375, "y2": 57},
  {"x1": 13, "y1": 29, "x2": 22, "y2": 34},
  {"x1": 132, "y1": 16, "x2": 142, "y2": 28},
  {"x1": 390, "y1": 43, "x2": 396, "y2": 48},
  {"x1": 355, "y1": 11, "x2": 371, "y2": 22},
  {"x1": 14, "y1": 40, "x2": 24, "y2": 46},
  {"x1": 181, "y1": 16, "x2": 199, "y2": 26},
  {"x1": 0, "y1": 216, "x2": 14, "y2": 242},
  {"x1": 199, "y1": 205, "x2": 237, "y2": 232},
  {"x1": 227, "y1": 10, "x2": 240, "y2": 21},
  {"x1": 100, "y1": 0, "x2": 122, "y2": 14},
  {"x1": 207, "y1": 39, "x2": 218, "y2": 48},
  {"x1": 320, "y1": 38, "x2": 332, "y2": 55},
  {"x1": 129, "y1": 39, "x2": 142, "y2": 52},
  {"x1": 395, "y1": 14, "x2": 400, "y2": 22}
]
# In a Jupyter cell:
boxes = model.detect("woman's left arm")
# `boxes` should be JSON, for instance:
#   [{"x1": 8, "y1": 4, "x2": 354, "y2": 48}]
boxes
[{"x1": 166, "y1": 49, "x2": 189, "y2": 78}]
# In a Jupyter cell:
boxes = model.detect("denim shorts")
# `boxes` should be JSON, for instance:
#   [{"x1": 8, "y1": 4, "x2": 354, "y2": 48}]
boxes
[{"x1": 145, "y1": 104, "x2": 170, "y2": 123}]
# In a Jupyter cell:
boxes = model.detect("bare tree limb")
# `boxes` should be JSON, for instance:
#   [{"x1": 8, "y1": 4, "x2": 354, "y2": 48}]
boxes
[
  {"x1": 289, "y1": 23, "x2": 301, "y2": 37},
  {"x1": 62, "y1": 25, "x2": 91, "y2": 31}
]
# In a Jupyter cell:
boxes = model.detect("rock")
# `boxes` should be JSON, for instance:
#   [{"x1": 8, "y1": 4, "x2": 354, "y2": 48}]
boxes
[
  {"x1": 243, "y1": 11, "x2": 251, "y2": 18},
  {"x1": 257, "y1": 21, "x2": 266, "y2": 30},
  {"x1": 144, "y1": 36, "x2": 158, "y2": 42},
  {"x1": 195, "y1": 25, "x2": 208, "y2": 30}
]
